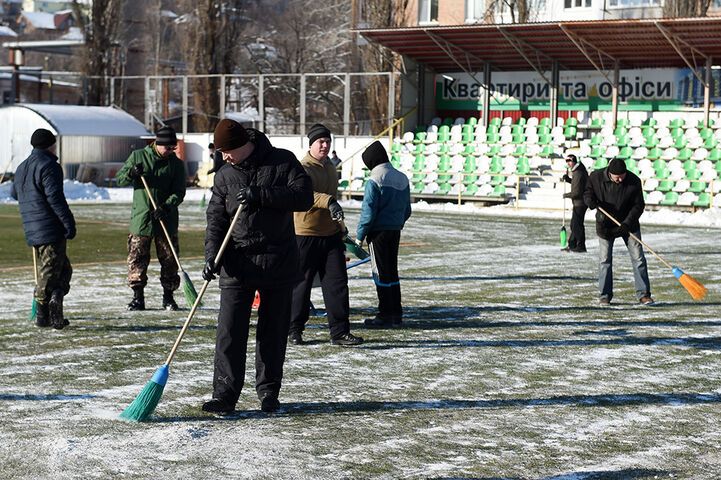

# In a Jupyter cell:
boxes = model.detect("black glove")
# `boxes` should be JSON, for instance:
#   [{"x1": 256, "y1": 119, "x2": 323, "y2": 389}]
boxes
[
  {"x1": 128, "y1": 164, "x2": 144, "y2": 180},
  {"x1": 202, "y1": 258, "x2": 221, "y2": 281},
  {"x1": 65, "y1": 226, "x2": 76, "y2": 240},
  {"x1": 586, "y1": 198, "x2": 597, "y2": 210},
  {"x1": 236, "y1": 186, "x2": 260, "y2": 206},
  {"x1": 615, "y1": 224, "x2": 629, "y2": 237},
  {"x1": 328, "y1": 199, "x2": 344, "y2": 221},
  {"x1": 562, "y1": 174, "x2": 571, "y2": 183},
  {"x1": 152, "y1": 204, "x2": 169, "y2": 221}
]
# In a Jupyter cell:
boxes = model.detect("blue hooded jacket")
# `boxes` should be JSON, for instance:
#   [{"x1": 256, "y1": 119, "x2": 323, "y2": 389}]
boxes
[{"x1": 11, "y1": 148, "x2": 76, "y2": 246}]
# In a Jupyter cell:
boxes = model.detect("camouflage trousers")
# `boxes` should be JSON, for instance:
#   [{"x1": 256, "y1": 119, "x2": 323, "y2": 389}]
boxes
[
  {"x1": 33, "y1": 240, "x2": 72, "y2": 304},
  {"x1": 127, "y1": 234, "x2": 180, "y2": 291}
]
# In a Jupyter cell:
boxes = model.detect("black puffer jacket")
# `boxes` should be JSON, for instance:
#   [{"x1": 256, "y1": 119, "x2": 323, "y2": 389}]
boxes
[
  {"x1": 563, "y1": 162, "x2": 588, "y2": 208},
  {"x1": 205, "y1": 129, "x2": 313, "y2": 288},
  {"x1": 584, "y1": 167, "x2": 644, "y2": 239},
  {"x1": 10, "y1": 148, "x2": 76, "y2": 246}
]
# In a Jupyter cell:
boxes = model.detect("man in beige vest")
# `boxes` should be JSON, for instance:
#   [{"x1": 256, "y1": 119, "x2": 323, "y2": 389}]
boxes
[{"x1": 289, "y1": 123, "x2": 363, "y2": 347}]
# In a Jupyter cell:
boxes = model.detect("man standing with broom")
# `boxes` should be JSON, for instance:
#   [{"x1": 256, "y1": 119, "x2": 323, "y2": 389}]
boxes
[
  {"x1": 11, "y1": 128, "x2": 75, "y2": 329},
  {"x1": 561, "y1": 154, "x2": 588, "y2": 253},
  {"x1": 584, "y1": 157, "x2": 653, "y2": 306},
  {"x1": 201, "y1": 119, "x2": 313, "y2": 415},
  {"x1": 116, "y1": 126, "x2": 186, "y2": 311}
]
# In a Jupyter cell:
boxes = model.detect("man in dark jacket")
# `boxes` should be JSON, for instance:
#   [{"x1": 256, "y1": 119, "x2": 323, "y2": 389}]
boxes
[
  {"x1": 357, "y1": 141, "x2": 412, "y2": 328},
  {"x1": 11, "y1": 128, "x2": 75, "y2": 329},
  {"x1": 561, "y1": 154, "x2": 588, "y2": 252},
  {"x1": 115, "y1": 126, "x2": 186, "y2": 311},
  {"x1": 201, "y1": 119, "x2": 313, "y2": 415},
  {"x1": 584, "y1": 157, "x2": 653, "y2": 306}
]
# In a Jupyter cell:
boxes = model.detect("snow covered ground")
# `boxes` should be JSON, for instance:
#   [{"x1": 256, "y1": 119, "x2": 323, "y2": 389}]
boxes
[{"x1": 1, "y1": 186, "x2": 721, "y2": 478}]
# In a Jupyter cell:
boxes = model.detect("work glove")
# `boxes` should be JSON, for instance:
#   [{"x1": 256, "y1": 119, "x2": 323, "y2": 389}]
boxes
[
  {"x1": 586, "y1": 198, "x2": 597, "y2": 210},
  {"x1": 328, "y1": 198, "x2": 344, "y2": 221},
  {"x1": 615, "y1": 224, "x2": 629, "y2": 238},
  {"x1": 562, "y1": 174, "x2": 571, "y2": 183},
  {"x1": 152, "y1": 204, "x2": 169, "y2": 221},
  {"x1": 128, "y1": 164, "x2": 144, "y2": 180},
  {"x1": 65, "y1": 226, "x2": 76, "y2": 240},
  {"x1": 202, "y1": 258, "x2": 221, "y2": 281},
  {"x1": 236, "y1": 186, "x2": 260, "y2": 206}
]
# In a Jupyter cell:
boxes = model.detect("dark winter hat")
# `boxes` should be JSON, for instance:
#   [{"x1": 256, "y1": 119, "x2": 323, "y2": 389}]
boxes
[
  {"x1": 608, "y1": 158, "x2": 627, "y2": 175},
  {"x1": 208, "y1": 142, "x2": 215, "y2": 149},
  {"x1": 361, "y1": 140, "x2": 389, "y2": 170},
  {"x1": 565, "y1": 154, "x2": 578, "y2": 163},
  {"x1": 30, "y1": 128, "x2": 56, "y2": 149},
  {"x1": 307, "y1": 123, "x2": 331, "y2": 145},
  {"x1": 214, "y1": 119, "x2": 249, "y2": 151},
  {"x1": 155, "y1": 126, "x2": 178, "y2": 146}
]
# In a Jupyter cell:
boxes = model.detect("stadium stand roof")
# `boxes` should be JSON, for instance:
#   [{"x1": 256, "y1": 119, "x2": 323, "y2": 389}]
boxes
[{"x1": 359, "y1": 17, "x2": 721, "y2": 72}]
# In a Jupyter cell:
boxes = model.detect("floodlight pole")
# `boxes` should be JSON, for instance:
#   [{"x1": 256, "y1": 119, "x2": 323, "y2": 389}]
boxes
[
  {"x1": 550, "y1": 61, "x2": 559, "y2": 126},
  {"x1": 482, "y1": 63, "x2": 491, "y2": 128}
]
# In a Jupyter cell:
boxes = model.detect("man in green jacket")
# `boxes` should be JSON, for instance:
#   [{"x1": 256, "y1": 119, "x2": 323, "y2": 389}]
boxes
[{"x1": 115, "y1": 126, "x2": 187, "y2": 311}]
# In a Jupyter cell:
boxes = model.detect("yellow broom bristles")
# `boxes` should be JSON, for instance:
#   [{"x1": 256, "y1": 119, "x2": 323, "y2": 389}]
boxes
[{"x1": 678, "y1": 273, "x2": 707, "y2": 301}]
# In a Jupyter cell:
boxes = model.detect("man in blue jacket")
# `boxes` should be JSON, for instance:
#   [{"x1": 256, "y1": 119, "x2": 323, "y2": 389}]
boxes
[
  {"x1": 11, "y1": 128, "x2": 76, "y2": 329},
  {"x1": 357, "y1": 141, "x2": 412, "y2": 328}
]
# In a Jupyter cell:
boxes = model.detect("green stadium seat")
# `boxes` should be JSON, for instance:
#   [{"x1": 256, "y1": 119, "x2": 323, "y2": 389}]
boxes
[
  {"x1": 491, "y1": 185, "x2": 507, "y2": 196},
  {"x1": 491, "y1": 175, "x2": 506, "y2": 186},
  {"x1": 683, "y1": 160, "x2": 698, "y2": 173},
  {"x1": 538, "y1": 134, "x2": 551, "y2": 145},
  {"x1": 673, "y1": 136, "x2": 687, "y2": 149},
  {"x1": 616, "y1": 118, "x2": 630, "y2": 129},
  {"x1": 645, "y1": 136, "x2": 659, "y2": 148},
  {"x1": 660, "y1": 191, "x2": 679, "y2": 205},
  {"x1": 564, "y1": 126, "x2": 577, "y2": 139},
  {"x1": 590, "y1": 146, "x2": 605, "y2": 159},
  {"x1": 438, "y1": 155, "x2": 451, "y2": 171},
  {"x1": 437, "y1": 182, "x2": 452, "y2": 195},
  {"x1": 593, "y1": 158, "x2": 609, "y2": 170},
  {"x1": 642, "y1": 118, "x2": 658, "y2": 127},
  {"x1": 539, "y1": 117, "x2": 551, "y2": 127},
  {"x1": 617, "y1": 146, "x2": 633, "y2": 159},
  {"x1": 704, "y1": 137, "x2": 718, "y2": 149},
  {"x1": 413, "y1": 154, "x2": 425, "y2": 170},
  {"x1": 615, "y1": 134, "x2": 629, "y2": 147},
  {"x1": 414, "y1": 131, "x2": 427, "y2": 144},
  {"x1": 642, "y1": 126, "x2": 656, "y2": 139},
  {"x1": 466, "y1": 117, "x2": 478, "y2": 126},
  {"x1": 708, "y1": 149, "x2": 721, "y2": 161},
  {"x1": 693, "y1": 192, "x2": 711, "y2": 207},
  {"x1": 677, "y1": 148, "x2": 693, "y2": 161},
  {"x1": 413, "y1": 144, "x2": 425, "y2": 155},
  {"x1": 647, "y1": 147, "x2": 662, "y2": 160},
  {"x1": 590, "y1": 118, "x2": 604, "y2": 128},
  {"x1": 490, "y1": 117, "x2": 501, "y2": 127},
  {"x1": 590, "y1": 134, "x2": 603, "y2": 146},
  {"x1": 700, "y1": 128, "x2": 714, "y2": 140},
  {"x1": 515, "y1": 157, "x2": 531, "y2": 175},
  {"x1": 539, "y1": 145, "x2": 555, "y2": 158},
  {"x1": 614, "y1": 126, "x2": 628, "y2": 137},
  {"x1": 486, "y1": 132, "x2": 500, "y2": 144},
  {"x1": 688, "y1": 180, "x2": 707, "y2": 193},
  {"x1": 670, "y1": 127, "x2": 684, "y2": 140},
  {"x1": 565, "y1": 117, "x2": 578, "y2": 127},
  {"x1": 462, "y1": 144, "x2": 476, "y2": 156},
  {"x1": 413, "y1": 182, "x2": 424, "y2": 194},
  {"x1": 489, "y1": 157, "x2": 504, "y2": 173},
  {"x1": 670, "y1": 118, "x2": 685, "y2": 128},
  {"x1": 511, "y1": 133, "x2": 525, "y2": 144},
  {"x1": 463, "y1": 173, "x2": 479, "y2": 185},
  {"x1": 464, "y1": 183, "x2": 479, "y2": 195},
  {"x1": 438, "y1": 143, "x2": 450, "y2": 155},
  {"x1": 625, "y1": 158, "x2": 638, "y2": 171},
  {"x1": 438, "y1": 125, "x2": 450, "y2": 143},
  {"x1": 657, "y1": 179, "x2": 675, "y2": 192},
  {"x1": 512, "y1": 145, "x2": 527, "y2": 157},
  {"x1": 537, "y1": 125, "x2": 551, "y2": 135}
]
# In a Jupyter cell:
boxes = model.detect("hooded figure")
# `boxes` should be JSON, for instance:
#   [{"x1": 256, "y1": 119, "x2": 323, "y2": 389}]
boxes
[{"x1": 357, "y1": 141, "x2": 412, "y2": 328}]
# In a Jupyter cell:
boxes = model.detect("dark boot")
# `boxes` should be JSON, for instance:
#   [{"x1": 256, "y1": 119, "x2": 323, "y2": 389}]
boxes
[
  {"x1": 127, "y1": 287, "x2": 145, "y2": 311},
  {"x1": 49, "y1": 290, "x2": 68, "y2": 330},
  {"x1": 162, "y1": 289, "x2": 179, "y2": 311},
  {"x1": 36, "y1": 302, "x2": 50, "y2": 328}
]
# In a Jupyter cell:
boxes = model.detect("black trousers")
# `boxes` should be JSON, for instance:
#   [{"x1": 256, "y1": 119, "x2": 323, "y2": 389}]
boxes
[
  {"x1": 213, "y1": 285, "x2": 292, "y2": 404},
  {"x1": 289, "y1": 235, "x2": 350, "y2": 339},
  {"x1": 569, "y1": 204, "x2": 587, "y2": 250},
  {"x1": 368, "y1": 230, "x2": 402, "y2": 320}
]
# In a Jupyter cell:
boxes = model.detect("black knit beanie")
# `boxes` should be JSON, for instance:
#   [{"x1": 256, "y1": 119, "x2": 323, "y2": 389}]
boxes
[
  {"x1": 361, "y1": 141, "x2": 389, "y2": 170},
  {"x1": 607, "y1": 158, "x2": 627, "y2": 175},
  {"x1": 155, "y1": 126, "x2": 178, "y2": 146},
  {"x1": 307, "y1": 123, "x2": 331, "y2": 145},
  {"x1": 31, "y1": 129, "x2": 56, "y2": 149}
]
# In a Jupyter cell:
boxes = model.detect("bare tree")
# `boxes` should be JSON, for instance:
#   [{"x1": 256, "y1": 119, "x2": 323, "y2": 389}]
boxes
[
  {"x1": 72, "y1": 0, "x2": 123, "y2": 105},
  {"x1": 357, "y1": 0, "x2": 411, "y2": 133},
  {"x1": 663, "y1": 0, "x2": 714, "y2": 17}
]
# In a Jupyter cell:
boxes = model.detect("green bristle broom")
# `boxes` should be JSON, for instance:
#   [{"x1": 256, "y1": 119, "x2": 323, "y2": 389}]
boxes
[
  {"x1": 29, "y1": 247, "x2": 38, "y2": 321},
  {"x1": 120, "y1": 203, "x2": 244, "y2": 421}
]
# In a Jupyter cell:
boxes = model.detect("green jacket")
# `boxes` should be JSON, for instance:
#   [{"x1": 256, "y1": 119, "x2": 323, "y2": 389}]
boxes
[{"x1": 116, "y1": 144, "x2": 186, "y2": 236}]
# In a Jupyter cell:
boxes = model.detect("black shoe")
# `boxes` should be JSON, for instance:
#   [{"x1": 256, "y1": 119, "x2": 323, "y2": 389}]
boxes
[
  {"x1": 599, "y1": 297, "x2": 611, "y2": 306},
  {"x1": 162, "y1": 290, "x2": 179, "y2": 311},
  {"x1": 260, "y1": 393, "x2": 280, "y2": 413},
  {"x1": 288, "y1": 332, "x2": 304, "y2": 345},
  {"x1": 364, "y1": 316, "x2": 392, "y2": 328},
  {"x1": 569, "y1": 247, "x2": 587, "y2": 253},
  {"x1": 331, "y1": 332, "x2": 364, "y2": 346},
  {"x1": 561, "y1": 247, "x2": 570, "y2": 252},
  {"x1": 127, "y1": 288, "x2": 145, "y2": 311},
  {"x1": 49, "y1": 290, "x2": 66, "y2": 330},
  {"x1": 201, "y1": 398, "x2": 235, "y2": 415}
]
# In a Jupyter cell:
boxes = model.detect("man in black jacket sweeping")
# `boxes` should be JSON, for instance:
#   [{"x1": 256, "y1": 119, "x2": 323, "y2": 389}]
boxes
[
  {"x1": 561, "y1": 154, "x2": 588, "y2": 253},
  {"x1": 584, "y1": 157, "x2": 653, "y2": 306},
  {"x1": 11, "y1": 128, "x2": 75, "y2": 329},
  {"x1": 201, "y1": 119, "x2": 313, "y2": 415}
]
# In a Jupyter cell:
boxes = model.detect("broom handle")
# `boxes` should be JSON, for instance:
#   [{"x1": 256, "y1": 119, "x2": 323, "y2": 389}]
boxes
[
  {"x1": 32, "y1": 246, "x2": 38, "y2": 285},
  {"x1": 164, "y1": 203, "x2": 244, "y2": 366},
  {"x1": 597, "y1": 206, "x2": 673, "y2": 270},
  {"x1": 140, "y1": 176, "x2": 184, "y2": 271},
  {"x1": 562, "y1": 172, "x2": 566, "y2": 227}
]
